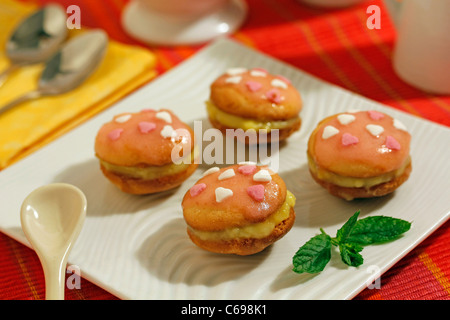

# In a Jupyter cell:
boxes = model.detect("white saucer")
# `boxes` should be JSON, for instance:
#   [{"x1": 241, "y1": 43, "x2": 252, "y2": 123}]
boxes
[{"x1": 121, "y1": 0, "x2": 248, "y2": 46}]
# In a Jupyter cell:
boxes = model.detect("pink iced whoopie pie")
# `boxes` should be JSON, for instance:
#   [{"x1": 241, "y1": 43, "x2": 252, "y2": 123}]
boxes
[
  {"x1": 206, "y1": 67, "x2": 302, "y2": 143},
  {"x1": 95, "y1": 109, "x2": 197, "y2": 194},
  {"x1": 182, "y1": 164, "x2": 296, "y2": 255},
  {"x1": 307, "y1": 110, "x2": 412, "y2": 200}
]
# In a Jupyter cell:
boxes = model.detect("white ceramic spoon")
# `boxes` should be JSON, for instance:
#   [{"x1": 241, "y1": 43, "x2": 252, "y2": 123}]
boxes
[{"x1": 20, "y1": 183, "x2": 87, "y2": 300}]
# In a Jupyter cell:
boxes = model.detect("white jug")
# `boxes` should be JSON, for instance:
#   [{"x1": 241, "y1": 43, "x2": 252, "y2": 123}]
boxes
[{"x1": 384, "y1": 0, "x2": 450, "y2": 95}]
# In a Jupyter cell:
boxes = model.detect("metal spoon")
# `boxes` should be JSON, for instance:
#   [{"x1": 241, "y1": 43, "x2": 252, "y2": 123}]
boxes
[
  {"x1": 0, "y1": 30, "x2": 108, "y2": 115},
  {"x1": 0, "y1": 4, "x2": 68, "y2": 86},
  {"x1": 20, "y1": 183, "x2": 87, "y2": 300}
]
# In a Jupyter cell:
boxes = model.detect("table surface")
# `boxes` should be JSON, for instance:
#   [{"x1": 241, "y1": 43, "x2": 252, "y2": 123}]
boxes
[{"x1": 0, "y1": 0, "x2": 449, "y2": 300}]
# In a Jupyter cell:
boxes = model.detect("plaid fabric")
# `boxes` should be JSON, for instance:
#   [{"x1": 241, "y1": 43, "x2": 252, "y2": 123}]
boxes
[{"x1": 1, "y1": 0, "x2": 449, "y2": 300}]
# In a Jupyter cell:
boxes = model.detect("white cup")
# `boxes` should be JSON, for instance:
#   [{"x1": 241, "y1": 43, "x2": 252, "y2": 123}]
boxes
[
  {"x1": 122, "y1": 0, "x2": 247, "y2": 45},
  {"x1": 390, "y1": 0, "x2": 450, "y2": 94},
  {"x1": 137, "y1": 0, "x2": 229, "y2": 20}
]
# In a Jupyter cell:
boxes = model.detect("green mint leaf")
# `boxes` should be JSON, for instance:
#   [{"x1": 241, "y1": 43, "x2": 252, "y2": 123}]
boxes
[
  {"x1": 346, "y1": 216, "x2": 412, "y2": 245},
  {"x1": 292, "y1": 210, "x2": 412, "y2": 275},
  {"x1": 292, "y1": 233, "x2": 332, "y2": 274},
  {"x1": 335, "y1": 210, "x2": 360, "y2": 244},
  {"x1": 339, "y1": 243, "x2": 364, "y2": 267}
]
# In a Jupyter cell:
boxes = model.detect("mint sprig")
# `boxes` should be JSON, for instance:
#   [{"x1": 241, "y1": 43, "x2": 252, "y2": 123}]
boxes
[{"x1": 292, "y1": 210, "x2": 411, "y2": 274}]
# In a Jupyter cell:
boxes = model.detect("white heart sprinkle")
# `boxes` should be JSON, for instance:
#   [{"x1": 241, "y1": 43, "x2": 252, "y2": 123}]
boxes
[
  {"x1": 202, "y1": 167, "x2": 220, "y2": 177},
  {"x1": 271, "y1": 78, "x2": 288, "y2": 89},
  {"x1": 337, "y1": 114, "x2": 356, "y2": 125},
  {"x1": 238, "y1": 161, "x2": 257, "y2": 166},
  {"x1": 250, "y1": 70, "x2": 267, "y2": 77},
  {"x1": 215, "y1": 187, "x2": 233, "y2": 203},
  {"x1": 218, "y1": 168, "x2": 235, "y2": 181},
  {"x1": 225, "y1": 76, "x2": 242, "y2": 84},
  {"x1": 226, "y1": 68, "x2": 247, "y2": 76},
  {"x1": 393, "y1": 118, "x2": 408, "y2": 132},
  {"x1": 156, "y1": 111, "x2": 172, "y2": 123},
  {"x1": 114, "y1": 114, "x2": 132, "y2": 123},
  {"x1": 322, "y1": 125, "x2": 339, "y2": 139},
  {"x1": 253, "y1": 169, "x2": 272, "y2": 182},
  {"x1": 366, "y1": 124, "x2": 384, "y2": 137},
  {"x1": 160, "y1": 125, "x2": 175, "y2": 138}
]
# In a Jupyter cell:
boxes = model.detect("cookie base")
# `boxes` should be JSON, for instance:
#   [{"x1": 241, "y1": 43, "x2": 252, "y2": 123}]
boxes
[
  {"x1": 186, "y1": 208, "x2": 296, "y2": 255},
  {"x1": 100, "y1": 162, "x2": 198, "y2": 195},
  {"x1": 208, "y1": 116, "x2": 301, "y2": 144},
  {"x1": 309, "y1": 162, "x2": 412, "y2": 201}
]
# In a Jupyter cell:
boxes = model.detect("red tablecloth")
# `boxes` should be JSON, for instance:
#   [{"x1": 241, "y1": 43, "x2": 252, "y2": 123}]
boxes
[{"x1": 1, "y1": 0, "x2": 449, "y2": 300}]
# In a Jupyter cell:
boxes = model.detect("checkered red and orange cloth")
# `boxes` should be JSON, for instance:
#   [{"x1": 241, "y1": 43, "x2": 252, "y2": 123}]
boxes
[{"x1": 0, "y1": 0, "x2": 449, "y2": 300}]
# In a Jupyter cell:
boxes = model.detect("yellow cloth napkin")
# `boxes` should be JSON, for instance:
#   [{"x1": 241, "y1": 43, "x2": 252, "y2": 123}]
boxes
[{"x1": 0, "y1": 0, "x2": 157, "y2": 169}]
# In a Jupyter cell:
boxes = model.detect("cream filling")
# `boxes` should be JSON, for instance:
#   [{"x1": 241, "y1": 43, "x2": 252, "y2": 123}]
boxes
[
  {"x1": 308, "y1": 153, "x2": 411, "y2": 188},
  {"x1": 100, "y1": 147, "x2": 198, "y2": 180},
  {"x1": 189, "y1": 190, "x2": 296, "y2": 241},
  {"x1": 206, "y1": 100, "x2": 299, "y2": 131}
]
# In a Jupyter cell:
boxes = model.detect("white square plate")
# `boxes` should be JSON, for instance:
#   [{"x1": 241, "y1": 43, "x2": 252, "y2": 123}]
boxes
[{"x1": 1, "y1": 38, "x2": 449, "y2": 300}]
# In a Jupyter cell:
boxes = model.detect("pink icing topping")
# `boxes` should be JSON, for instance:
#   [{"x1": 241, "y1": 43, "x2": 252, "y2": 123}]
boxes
[
  {"x1": 238, "y1": 165, "x2": 257, "y2": 175},
  {"x1": 246, "y1": 81, "x2": 262, "y2": 92},
  {"x1": 138, "y1": 121, "x2": 156, "y2": 134},
  {"x1": 108, "y1": 128, "x2": 123, "y2": 141},
  {"x1": 190, "y1": 183, "x2": 207, "y2": 197},
  {"x1": 368, "y1": 110, "x2": 385, "y2": 121},
  {"x1": 313, "y1": 111, "x2": 411, "y2": 177},
  {"x1": 385, "y1": 135, "x2": 401, "y2": 150},
  {"x1": 341, "y1": 133, "x2": 359, "y2": 146},
  {"x1": 265, "y1": 88, "x2": 283, "y2": 104},
  {"x1": 247, "y1": 184, "x2": 265, "y2": 202}
]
